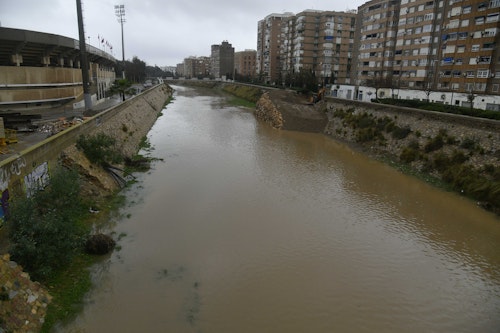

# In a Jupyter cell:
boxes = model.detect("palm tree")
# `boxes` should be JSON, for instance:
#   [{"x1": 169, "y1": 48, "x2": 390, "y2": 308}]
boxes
[{"x1": 109, "y1": 79, "x2": 133, "y2": 101}]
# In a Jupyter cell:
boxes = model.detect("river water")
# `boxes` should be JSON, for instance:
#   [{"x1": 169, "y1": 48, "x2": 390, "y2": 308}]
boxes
[{"x1": 61, "y1": 85, "x2": 500, "y2": 333}]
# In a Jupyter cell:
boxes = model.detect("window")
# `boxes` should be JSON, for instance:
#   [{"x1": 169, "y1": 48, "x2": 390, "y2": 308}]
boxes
[
  {"x1": 491, "y1": 0, "x2": 500, "y2": 8},
  {"x1": 486, "y1": 13, "x2": 499, "y2": 22},
  {"x1": 461, "y1": 19, "x2": 470, "y2": 27},
  {"x1": 450, "y1": 6, "x2": 461, "y2": 16},
  {"x1": 483, "y1": 28, "x2": 498, "y2": 37},
  {"x1": 475, "y1": 16, "x2": 485, "y2": 24},
  {"x1": 448, "y1": 19, "x2": 460, "y2": 28},
  {"x1": 477, "y1": 69, "x2": 489, "y2": 78},
  {"x1": 478, "y1": 56, "x2": 491, "y2": 63},
  {"x1": 483, "y1": 42, "x2": 495, "y2": 49},
  {"x1": 475, "y1": 83, "x2": 486, "y2": 91},
  {"x1": 424, "y1": 13, "x2": 434, "y2": 20},
  {"x1": 478, "y1": 2, "x2": 488, "y2": 10},
  {"x1": 457, "y1": 45, "x2": 466, "y2": 52},
  {"x1": 462, "y1": 5, "x2": 472, "y2": 13},
  {"x1": 492, "y1": 84, "x2": 499, "y2": 93},
  {"x1": 472, "y1": 44, "x2": 480, "y2": 51}
]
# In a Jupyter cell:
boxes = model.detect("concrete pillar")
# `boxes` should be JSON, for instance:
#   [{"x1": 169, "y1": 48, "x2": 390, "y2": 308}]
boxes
[
  {"x1": 59, "y1": 57, "x2": 65, "y2": 67},
  {"x1": 11, "y1": 54, "x2": 23, "y2": 66},
  {"x1": 42, "y1": 56, "x2": 50, "y2": 67},
  {"x1": 68, "y1": 59, "x2": 74, "y2": 67}
]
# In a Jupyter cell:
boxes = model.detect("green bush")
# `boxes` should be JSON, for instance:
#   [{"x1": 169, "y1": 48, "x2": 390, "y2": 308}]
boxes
[
  {"x1": 356, "y1": 127, "x2": 377, "y2": 142},
  {"x1": 460, "y1": 137, "x2": 477, "y2": 150},
  {"x1": 9, "y1": 167, "x2": 88, "y2": 281},
  {"x1": 76, "y1": 133, "x2": 123, "y2": 167},
  {"x1": 424, "y1": 135, "x2": 444, "y2": 152},
  {"x1": 391, "y1": 125, "x2": 411, "y2": 140},
  {"x1": 400, "y1": 147, "x2": 419, "y2": 163}
]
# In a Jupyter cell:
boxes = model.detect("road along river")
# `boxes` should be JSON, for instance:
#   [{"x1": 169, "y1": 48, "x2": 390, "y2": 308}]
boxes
[{"x1": 60, "y1": 85, "x2": 500, "y2": 332}]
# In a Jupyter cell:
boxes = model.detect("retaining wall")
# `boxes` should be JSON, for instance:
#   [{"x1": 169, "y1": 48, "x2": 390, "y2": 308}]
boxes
[
  {"x1": 0, "y1": 83, "x2": 172, "y2": 206},
  {"x1": 324, "y1": 97, "x2": 500, "y2": 169}
]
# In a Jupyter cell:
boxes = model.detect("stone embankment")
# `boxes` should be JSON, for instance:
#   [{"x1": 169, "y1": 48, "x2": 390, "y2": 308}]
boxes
[
  {"x1": 0, "y1": 254, "x2": 52, "y2": 332},
  {"x1": 63, "y1": 84, "x2": 173, "y2": 199},
  {"x1": 255, "y1": 90, "x2": 328, "y2": 132},
  {"x1": 253, "y1": 89, "x2": 499, "y2": 213},
  {"x1": 0, "y1": 84, "x2": 173, "y2": 332},
  {"x1": 324, "y1": 98, "x2": 500, "y2": 171},
  {"x1": 324, "y1": 98, "x2": 500, "y2": 213}
]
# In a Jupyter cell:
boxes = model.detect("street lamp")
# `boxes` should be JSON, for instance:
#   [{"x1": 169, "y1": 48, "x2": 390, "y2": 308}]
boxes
[{"x1": 115, "y1": 4, "x2": 126, "y2": 79}]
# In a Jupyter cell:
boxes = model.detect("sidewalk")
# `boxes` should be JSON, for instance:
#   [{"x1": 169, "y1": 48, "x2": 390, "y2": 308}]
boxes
[{"x1": 0, "y1": 97, "x2": 123, "y2": 161}]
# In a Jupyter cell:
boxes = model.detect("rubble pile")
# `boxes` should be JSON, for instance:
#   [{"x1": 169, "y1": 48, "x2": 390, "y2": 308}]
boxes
[{"x1": 0, "y1": 254, "x2": 52, "y2": 333}]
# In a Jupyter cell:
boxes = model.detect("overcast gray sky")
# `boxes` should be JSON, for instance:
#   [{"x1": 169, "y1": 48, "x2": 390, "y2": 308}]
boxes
[{"x1": 1, "y1": 0, "x2": 366, "y2": 67}]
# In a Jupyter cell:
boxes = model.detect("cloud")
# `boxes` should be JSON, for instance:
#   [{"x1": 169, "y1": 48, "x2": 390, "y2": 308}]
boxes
[{"x1": 1, "y1": 0, "x2": 367, "y2": 66}]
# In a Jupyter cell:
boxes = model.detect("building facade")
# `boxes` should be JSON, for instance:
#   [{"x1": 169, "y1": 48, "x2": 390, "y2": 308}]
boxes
[
  {"x1": 234, "y1": 49, "x2": 257, "y2": 79},
  {"x1": 257, "y1": 13, "x2": 294, "y2": 83},
  {"x1": 354, "y1": 0, "x2": 500, "y2": 107},
  {"x1": 211, "y1": 41, "x2": 235, "y2": 79},
  {"x1": 258, "y1": 10, "x2": 357, "y2": 87},
  {"x1": 437, "y1": 0, "x2": 500, "y2": 101}
]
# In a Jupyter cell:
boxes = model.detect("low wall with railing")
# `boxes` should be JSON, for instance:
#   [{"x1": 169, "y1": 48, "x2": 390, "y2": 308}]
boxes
[{"x1": 0, "y1": 83, "x2": 172, "y2": 210}]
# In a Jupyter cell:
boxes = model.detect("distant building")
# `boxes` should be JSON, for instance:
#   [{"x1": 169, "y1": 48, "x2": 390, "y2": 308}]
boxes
[
  {"x1": 176, "y1": 63, "x2": 184, "y2": 77},
  {"x1": 234, "y1": 49, "x2": 257, "y2": 79},
  {"x1": 211, "y1": 41, "x2": 235, "y2": 79},
  {"x1": 257, "y1": 13, "x2": 294, "y2": 84},
  {"x1": 257, "y1": 10, "x2": 356, "y2": 86},
  {"x1": 354, "y1": 0, "x2": 500, "y2": 108}
]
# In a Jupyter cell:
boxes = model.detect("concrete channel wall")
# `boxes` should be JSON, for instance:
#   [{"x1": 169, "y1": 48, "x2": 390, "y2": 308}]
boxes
[{"x1": 0, "y1": 83, "x2": 172, "y2": 207}]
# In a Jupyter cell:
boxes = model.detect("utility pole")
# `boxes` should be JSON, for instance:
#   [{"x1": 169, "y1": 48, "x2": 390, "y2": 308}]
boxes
[
  {"x1": 115, "y1": 4, "x2": 126, "y2": 79},
  {"x1": 76, "y1": 0, "x2": 92, "y2": 110}
]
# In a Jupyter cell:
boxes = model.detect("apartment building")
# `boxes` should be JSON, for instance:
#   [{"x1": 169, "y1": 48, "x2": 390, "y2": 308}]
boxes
[
  {"x1": 355, "y1": 0, "x2": 499, "y2": 105},
  {"x1": 356, "y1": 0, "x2": 400, "y2": 95},
  {"x1": 437, "y1": 0, "x2": 500, "y2": 99},
  {"x1": 257, "y1": 13, "x2": 294, "y2": 83},
  {"x1": 395, "y1": 0, "x2": 444, "y2": 93},
  {"x1": 315, "y1": 10, "x2": 357, "y2": 85},
  {"x1": 234, "y1": 49, "x2": 257, "y2": 79},
  {"x1": 258, "y1": 10, "x2": 357, "y2": 86},
  {"x1": 211, "y1": 41, "x2": 235, "y2": 79}
]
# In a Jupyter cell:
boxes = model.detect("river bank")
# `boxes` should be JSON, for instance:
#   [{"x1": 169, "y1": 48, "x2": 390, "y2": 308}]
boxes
[
  {"x1": 0, "y1": 84, "x2": 173, "y2": 332},
  {"x1": 248, "y1": 86, "x2": 499, "y2": 215}
]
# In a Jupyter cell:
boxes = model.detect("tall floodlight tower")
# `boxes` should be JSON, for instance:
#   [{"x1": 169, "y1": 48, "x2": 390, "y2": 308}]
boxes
[
  {"x1": 76, "y1": 0, "x2": 92, "y2": 110},
  {"x1": 115, "y1": 4, "x2": 126, "y2": 79}
]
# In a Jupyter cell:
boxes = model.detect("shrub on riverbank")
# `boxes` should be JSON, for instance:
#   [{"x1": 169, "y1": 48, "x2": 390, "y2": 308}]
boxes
[
  {"x1": 9, "y1": 167, "x2": 89, "y2": 281},
  {"x1": 331, "y1": 107, "x2": 499, "y2": 215},
  {"x1": 76, "y1": 133, "x2": 123, "y2": 167}
]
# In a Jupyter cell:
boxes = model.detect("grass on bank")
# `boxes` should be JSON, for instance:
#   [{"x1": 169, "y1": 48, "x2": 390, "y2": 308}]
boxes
[{"x1": 5, "y1": 131, "x2": 158, "y2": 332}]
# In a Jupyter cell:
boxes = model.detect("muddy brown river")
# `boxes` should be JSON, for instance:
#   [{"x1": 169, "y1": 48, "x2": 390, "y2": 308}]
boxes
[{"x1": 59, "y1": 85, "x2": 500, "y2": 332}]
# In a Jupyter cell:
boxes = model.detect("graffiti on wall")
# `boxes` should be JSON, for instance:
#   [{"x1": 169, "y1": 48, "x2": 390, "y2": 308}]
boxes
[
  {"x1": 24, "y1": 162, "x2": 50, "y2": 198},
  {"x1": 0, "y1": 157, "x2": 28, "y2": 227},
  {"x1": 0, "y1": 189, "x2": 9, "y2": 228}
]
